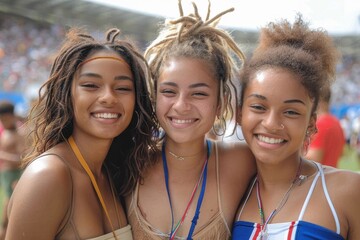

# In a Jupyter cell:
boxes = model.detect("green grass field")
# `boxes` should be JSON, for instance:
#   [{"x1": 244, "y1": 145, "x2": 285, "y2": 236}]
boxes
[{"x1": 338, "y1": 145, "x2": 360, "y2": 172}]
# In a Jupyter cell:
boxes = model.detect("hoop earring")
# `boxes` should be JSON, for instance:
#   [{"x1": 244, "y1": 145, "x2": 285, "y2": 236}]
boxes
[
  {"x1": 303, "y1": 127, "x2": 316, "y2": 155},
  {"x1": 212, "y1": 115, "x2": 226, "y2": 136},
  {"x1": 235, "y1": 123, "x2": 245, "y2": 141}
]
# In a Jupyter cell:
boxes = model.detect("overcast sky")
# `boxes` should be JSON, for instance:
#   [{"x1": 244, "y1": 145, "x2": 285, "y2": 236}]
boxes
[{"x1": 86, "y1": 0, "x2": 360, "y2": 35}]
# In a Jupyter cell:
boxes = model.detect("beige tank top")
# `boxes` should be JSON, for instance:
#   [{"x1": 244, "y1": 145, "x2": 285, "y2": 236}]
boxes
[
  {"x1": 87, "y1": 225, "x2": 133, "y2": 240},
  {"x1": 127, "y1": 142, "x2": 230, "y2": 239},
  {"x1": 38, "y1": 153, "x2": 133, "y2": 240}
]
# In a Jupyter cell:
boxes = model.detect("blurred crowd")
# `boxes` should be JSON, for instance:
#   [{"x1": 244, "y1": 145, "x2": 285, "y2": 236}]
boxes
[
  {"x1": 332, "y1": 55, "x2": 360, "y2": 105},
  {"x1": 0, "y1": 15, "x2": 64, "y2": 97},
  {"x1": 1, "y1": 14, "x2": 360, "y2": 102},
  {"x1": 1, "y1": 15, "x2": 360, "y2": 104},
  {"x1": 1, "y1": 14, "x2": 360, "y2": 148}
]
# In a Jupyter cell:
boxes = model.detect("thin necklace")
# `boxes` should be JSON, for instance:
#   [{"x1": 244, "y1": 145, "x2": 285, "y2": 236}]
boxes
[
  {"x1": 162, "y1": 140, "x2": 211, "y2": 240},
  {"x1": 256, "y1": 158, "x2": 306, "y2": 240},
  {"x1": 168, "y1": 149, "x2": 203, "y2": 161}
]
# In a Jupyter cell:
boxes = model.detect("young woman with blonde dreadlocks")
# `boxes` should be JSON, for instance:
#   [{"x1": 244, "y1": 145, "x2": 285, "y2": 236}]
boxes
[
  {"x1": 5, "y1": 27, "x2": 158, "y2": 240},
  {"x1": 126, "y1": 1, "x2": 256, "y2": 239},
  {"x1": 233, "y1": 15, "x2": 360, "y2": 239}
]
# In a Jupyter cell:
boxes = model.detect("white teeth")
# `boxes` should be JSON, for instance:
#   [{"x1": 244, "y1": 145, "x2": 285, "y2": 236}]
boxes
[
  {"x1": 172, "y1": 118, "x2": 194, "y2": 124},
  {"x1": 258, "y1": 135, "x2": 284, "y2": 144},
  {"x1": 93, "y1": 113, "x2": 119, "y2": 119}
]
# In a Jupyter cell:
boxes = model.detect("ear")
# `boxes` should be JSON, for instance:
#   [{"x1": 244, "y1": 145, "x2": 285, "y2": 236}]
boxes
[{"x1": 307, "y1": 113, "x2": 317, "y2": 135}]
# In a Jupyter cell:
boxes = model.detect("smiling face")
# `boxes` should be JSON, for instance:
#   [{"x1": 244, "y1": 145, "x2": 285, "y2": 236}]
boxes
[
  {"x1": 156, "y1": 57, "x2": 220, "y2": 144},
  {"x1": 240, "y1": 67, "x2": 316, "y2": 165},
  {"x1": 71, "y1": 50, "x2": 135, "y2": 141}
]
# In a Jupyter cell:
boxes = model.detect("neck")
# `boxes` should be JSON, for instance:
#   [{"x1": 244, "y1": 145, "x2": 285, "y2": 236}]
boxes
[
  {"x1": 167, "y1": 147, "x2": 204, "y2": 161},
  {"x1": 256, "y1": 158, "x2": 305, "y2": 189},
  {"x1": 68, "y1": 135, "x2": 112, "y2": 177},
  {"x1": 162, "y1": 138, "x2": 209, "y2": 171}
]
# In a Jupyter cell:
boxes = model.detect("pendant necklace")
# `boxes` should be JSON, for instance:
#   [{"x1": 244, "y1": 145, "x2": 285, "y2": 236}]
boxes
[
  {"x1": 162, "y1": 140, "x2": 211, "y2": 240},
  {"x1": 256, "y1": 158, "x2": 306, "y2": 240}
]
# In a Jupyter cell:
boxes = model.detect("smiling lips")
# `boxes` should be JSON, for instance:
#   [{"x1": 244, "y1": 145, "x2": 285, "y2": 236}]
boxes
[
  {"x1": 170, "y1": 117, "x2": 197, "y2": 124},
  {"x1": 93, "y1": 113, "x2": 120, "y2": 119},
  {"x1": 257, "y1": 134, "x2": 285, "y2": 144}
]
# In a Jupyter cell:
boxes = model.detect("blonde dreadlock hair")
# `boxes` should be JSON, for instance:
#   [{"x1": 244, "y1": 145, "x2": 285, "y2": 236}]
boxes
[{"x1": 145, "y1": 0, "x2": 245, "y2": 133}]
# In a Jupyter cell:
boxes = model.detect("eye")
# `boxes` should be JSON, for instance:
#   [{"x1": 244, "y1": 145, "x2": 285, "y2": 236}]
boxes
[
  {"x1": 249, "y1": 104, "x2": 265, "y2": 112},
  {"x1": 192, "y1": 91, "x2": 209, "y2": 97},
  {"x1": 284, "y1": 110, "x2": 300, "y2": 117},
  {"x1": 80, "y1": 83, "x2": 98, "y2": 89},
  {"x1": 159, "y1": 88, "x2": 176, "y2": 96},
  {"x1": 116, "y1": 86, "x2": 133, "y2": 92}
]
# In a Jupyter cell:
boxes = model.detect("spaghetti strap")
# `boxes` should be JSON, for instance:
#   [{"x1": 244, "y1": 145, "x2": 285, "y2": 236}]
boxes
[
  {"x1": 298, "y1": 162, "x2": 341, "y2": 234},
  {"x1": 31, "y1": 153, "x2": 78, "y2": 239},
  {"x1": 128, "y1": 179, "x2": 140, "y2": 216},
  {"x1": 215, "y1": 142, "x2": 221, "y2": 207},
  {"x1": 236, "y1": 177, "x2": 257, "y2": 221},
  {"x1": 317, "y1": 163, "x2": 341, "y2": 234},
  {"x1": 298, "y1": 170, "x2": 320, "y2": 220},
  {"x1": 214, "y1": 141, "x2": 231, "y2": 235}
]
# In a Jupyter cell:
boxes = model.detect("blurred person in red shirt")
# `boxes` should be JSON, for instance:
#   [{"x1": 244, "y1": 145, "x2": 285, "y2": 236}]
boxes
[{"x1": 306, "y1": 86, "x2": 345, "y2": 167}]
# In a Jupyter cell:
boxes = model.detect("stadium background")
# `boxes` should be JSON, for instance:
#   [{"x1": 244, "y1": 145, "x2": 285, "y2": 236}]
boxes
[{"x1": 0, "y1": 0, "x2": 359, "y2": 158}]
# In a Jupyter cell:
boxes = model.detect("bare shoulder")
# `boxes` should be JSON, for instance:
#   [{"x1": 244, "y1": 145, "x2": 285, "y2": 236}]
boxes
[
  {"x1": 324, "y1": 167, "x2": 360, "y2": 238},
  {"x1": 215, "y1": 141, "x2": 255, "y2": 168},
  {"x1": 7, "y1": 152, "x2": 73, "y2": 238},
  {"x1": 10, "y1": 152, "x2": 73, "y2": 211},
  {"x1": 324, "y1": 167, "x2": 360, "y2": 194},
  {"x1": 214, "y1": 140, "x2": 256, "y2": 181},
  {"x1": 20, "y1": 153, "x2": 72, "y2": 189}
]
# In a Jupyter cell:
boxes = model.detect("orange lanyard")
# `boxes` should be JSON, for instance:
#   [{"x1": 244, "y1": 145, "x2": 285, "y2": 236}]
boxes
[{"x1": 68, "y1": 136, "x2": 118, "y2": 240}]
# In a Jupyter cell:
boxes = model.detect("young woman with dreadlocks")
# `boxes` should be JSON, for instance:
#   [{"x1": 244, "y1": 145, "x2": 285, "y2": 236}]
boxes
[
  {"x1": 5, "y1": 27, "x2": 158, "y2": 240},
  {"x1": 126, "y1": 1, "x2": 256, "y2": 239}
]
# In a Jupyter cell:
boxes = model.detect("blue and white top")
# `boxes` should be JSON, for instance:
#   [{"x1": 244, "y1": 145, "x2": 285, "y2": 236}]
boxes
[{"x1": 232, "y1": 162, "x2": 344, "y2": 240}]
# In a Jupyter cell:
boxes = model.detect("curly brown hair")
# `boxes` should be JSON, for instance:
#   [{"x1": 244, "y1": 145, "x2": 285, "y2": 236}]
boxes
[
  {"x1": 239, "y1": 14, "x2": 340, "y2": 115},
  {"x1": 145, "y1": 0, "x2": 245, "y2": 135},
  {"x1": 24, "y1": 28, "x2": 159, "y2": 195}
]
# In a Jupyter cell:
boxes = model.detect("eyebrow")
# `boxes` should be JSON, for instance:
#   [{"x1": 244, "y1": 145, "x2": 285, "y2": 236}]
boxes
[
  {"x1": 247, "y1": 93, "x2": 305, "y2": 105},
  {"x1": 79, "y1": 73, "x2": 133, "y2": 81},
  {"x1": 159, "y1": 82, "x2": 211, "y2": 88}
]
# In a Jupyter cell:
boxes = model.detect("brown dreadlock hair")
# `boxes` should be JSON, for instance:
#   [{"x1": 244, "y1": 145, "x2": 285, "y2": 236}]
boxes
[
  {"x1": 145, "y1": 0, "x2": 245, "y2": 135},
  {"x1": 24, "y1": 27, "x2": 159, "y2": 195}
]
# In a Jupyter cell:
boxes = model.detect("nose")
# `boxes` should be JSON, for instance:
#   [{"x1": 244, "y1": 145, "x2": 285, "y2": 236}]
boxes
[
  {"x1": 99, "y1": 87, "x2": 118, "y2": 105},
  {"x1": 172, "y1": 94, "x2": 191, "y2": 112},
  {"x1": 262, "y1": 112, "x2": 284, "y2": 131}
]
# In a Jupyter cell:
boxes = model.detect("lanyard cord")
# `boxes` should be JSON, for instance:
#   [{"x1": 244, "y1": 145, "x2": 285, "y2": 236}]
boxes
[
  {"x1": 256, "y1": 158, "x2": 303, "y2": 237},
  {"x1": 162, "y1": 140, "x2": 211, "y2": 240},
  {"x1": 68, "y1": 136, "x2": 118, "y2": 240}
]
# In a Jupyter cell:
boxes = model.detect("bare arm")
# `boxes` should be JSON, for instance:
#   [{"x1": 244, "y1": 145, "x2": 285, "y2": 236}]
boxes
[
  {"x1": 217, "y1": 141, "x2": 256, "y2": 226},
  {"x1": 342, "y1": 171, "x2": 360, "y2": 240},
  {"x1": 6, "y1": 156, "x2": 72, "y2": 240}
]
